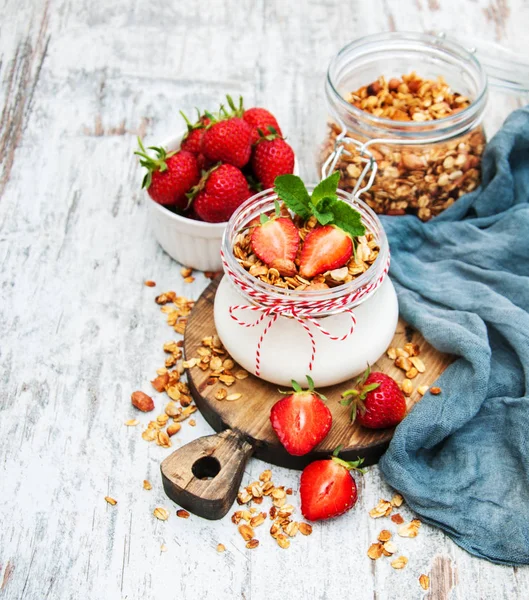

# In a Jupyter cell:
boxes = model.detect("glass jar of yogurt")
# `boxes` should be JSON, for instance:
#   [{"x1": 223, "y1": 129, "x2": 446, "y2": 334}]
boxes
[{"x1": 214, "y1": 188, "x2": 398, "y2": 387}]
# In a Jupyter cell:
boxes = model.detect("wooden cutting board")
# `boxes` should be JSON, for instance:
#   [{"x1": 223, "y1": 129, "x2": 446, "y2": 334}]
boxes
[{"x1": 161, "y1": 276, "x2": 452, "y2": 519}]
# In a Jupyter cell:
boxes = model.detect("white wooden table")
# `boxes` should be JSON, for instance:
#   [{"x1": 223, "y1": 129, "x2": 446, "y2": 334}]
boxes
[{"x1": 1, "y1": 1, "x2": 528, "y2": 598}]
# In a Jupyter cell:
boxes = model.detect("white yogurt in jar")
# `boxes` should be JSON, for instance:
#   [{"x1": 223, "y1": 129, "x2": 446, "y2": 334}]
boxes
[
  {"x1": 214, "y1": 275, "x2": 398, "y2": 387},
  {"x1": 214, "y1": 187, "x2": 398, "y2": 388}
]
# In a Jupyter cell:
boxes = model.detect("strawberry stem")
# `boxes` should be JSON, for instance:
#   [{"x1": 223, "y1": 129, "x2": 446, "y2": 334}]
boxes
[{"x1": 332, "y1": 455, "x2": 367, "y2": 474}]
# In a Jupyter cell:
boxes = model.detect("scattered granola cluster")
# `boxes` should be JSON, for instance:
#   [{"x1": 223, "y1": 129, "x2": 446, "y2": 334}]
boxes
[
  {"x1": 232, "y1": 469, "x2": 313, "y2": 550},
  {"x1": 367, "y1": 494, "x2": 429, "y2": 590},
  {"x1": 321, "y1": 72, "x2": 485, "y2": 221},
  {"x1": 234, "y1": 215, "x2": 379, "y2": 290},
  {"x1": 386, "y1": 342, "x2": 441, "y2": 399},
  {"x1": 185, "y1": 334, "x2": 249, "y2": 401}
]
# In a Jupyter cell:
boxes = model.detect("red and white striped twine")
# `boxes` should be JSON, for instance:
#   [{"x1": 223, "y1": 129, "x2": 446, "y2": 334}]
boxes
[{"x1": 220, "y1": 248, "x2": 390, "y2": 376}]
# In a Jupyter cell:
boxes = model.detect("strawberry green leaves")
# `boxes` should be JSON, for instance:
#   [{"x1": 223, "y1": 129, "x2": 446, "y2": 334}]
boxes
[{"x1": 274, "y1": 172, "x2": 365, "y2": 238}]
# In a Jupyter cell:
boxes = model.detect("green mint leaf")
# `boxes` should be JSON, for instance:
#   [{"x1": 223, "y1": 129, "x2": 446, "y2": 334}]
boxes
[
  {"x1": 328, "y1": 200, "x2": 365, "y2": 238},
  {"x1": 274, "y1": 175, "x2": 312, "y2": 220},
  {"x1": 311, "y1": 171, "x2": 340, "y2": 206},
  {"x1": 311, "y1": 196, "x2": 336, "y2": 226},
  {"x1": 259, "y1": 213, "x2": 270, "y2": 224}
]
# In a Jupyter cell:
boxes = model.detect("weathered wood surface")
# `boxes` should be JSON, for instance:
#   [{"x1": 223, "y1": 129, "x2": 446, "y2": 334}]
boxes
[
  {"x1": 0, "y1": 1, "x2": 528, "y2": 599},
  {"x1": 183, "y1": 275, "x2": 453, "y2": 473}
]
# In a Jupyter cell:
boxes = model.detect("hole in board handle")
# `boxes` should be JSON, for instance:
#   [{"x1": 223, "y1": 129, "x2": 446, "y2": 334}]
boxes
[{"x1": 192, "y1": 456, "x2": 221, "y2": 480}]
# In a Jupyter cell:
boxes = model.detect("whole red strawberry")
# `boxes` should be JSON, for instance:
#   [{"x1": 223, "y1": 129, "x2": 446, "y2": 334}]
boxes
[
  {"x1": 135, "y1": 138, "x2": 200, "y2": 209},
  {"x1": 300, "y1": 451, "x2": 366, "y2": 521},
  {"x1": 201, "y1": 117, "x2": 252, "y2": 168},
  {"x1": 243, "y1": 107, "x2": 282, "y2": 145},
  {"x1": 251, "y1": 133, "x2": 295, "y2": 190},
  {"x1": 341, "y1": 366, "x2": 406, "y2": 429},
  {"x1": 180, "y1": 111, "x2": 210, "y2": 155},
  {"x1": 191, "y1": 164, "x2": 251, "y2": 223},
  {"x1": 270, "y1": 376, "x2": 332, "y2": 456}
]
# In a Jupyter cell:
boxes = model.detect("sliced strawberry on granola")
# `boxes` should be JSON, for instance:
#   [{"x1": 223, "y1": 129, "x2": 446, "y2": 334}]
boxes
[
  {"x1": 250, "y1": 216, "x2": 299, "y2": 272},
  {"x1": 299, "y1": 225, "x2": 353, "y2": 279}
]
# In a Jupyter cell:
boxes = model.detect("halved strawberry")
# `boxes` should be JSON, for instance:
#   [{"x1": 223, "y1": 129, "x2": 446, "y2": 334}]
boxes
[
  {"x1": 300, "y1": 453, "x2": 365, "y2": 521},
  {"x1": 299, "y1": 225, "x2": 353, "y2": 279},
  {"x1": 270, "y1": 377, "x2": 332, "y2": 456},
  {"x1": 250, "y1": 216, "x2": 299, "y2": 266}
]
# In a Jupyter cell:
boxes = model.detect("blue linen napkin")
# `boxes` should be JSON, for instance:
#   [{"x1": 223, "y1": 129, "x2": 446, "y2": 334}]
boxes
[{"x1": 378, "y1": 106, "x2": 529, "y2": 566}]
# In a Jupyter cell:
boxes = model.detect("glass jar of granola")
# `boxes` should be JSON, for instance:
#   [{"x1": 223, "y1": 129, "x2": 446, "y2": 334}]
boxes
[
  {"x1": 320, "y1": 32, "x2": 488, "y2": 221},
  {"x1": 214, "y1": 188, "x2": 398, "y2": 387}
]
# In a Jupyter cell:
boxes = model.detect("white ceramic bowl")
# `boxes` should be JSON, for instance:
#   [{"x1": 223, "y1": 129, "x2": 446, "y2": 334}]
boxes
[{"x1": 146, "y1": 131, "x2": 298, "y2": 272}]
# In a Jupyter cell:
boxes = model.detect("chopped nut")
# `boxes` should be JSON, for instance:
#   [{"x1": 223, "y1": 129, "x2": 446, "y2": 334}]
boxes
[
  {"x1": 250, "y1": 513, "x2": 266, "y2": 528},
  {"x1": 391, "y1": 556, "x2": 408, "y2": 570},
  {"x1": 298, "y1": 522, "x2": 313, "y2": 536},
  {"x1": 188, "y1": 419, "x2": 196, "y2": 427},
  {"x1": 383, "y1": 541, "x2": 398, "y2": 555},
  {"x1": 214, "y1": 388, "x2": 228, "y2": 401},
  {"x1": 184, "y1": 276, "x2": 195, "y2": 284},
  {"x1": 151, "y1": 372, "x2": 169, "y2": 392},
  {"x1": 180, "y1": 267, "x2": 193, "y2": 278},
  {"x1": 216, "y1": 543, "x2": 226, "y2": 553},
  {"x1": 177, "y1": 509, "x2": 190, "y2": 519},
  {"x1": 165, "y1": 402, "x2": 180, "y2": 417},
  {"x1": 272, "y1": 487, "x2": 286, "y2": 500},
  {"x1": 391, "y1": 513, "x2": 405, "y2": 525},
  {"x1": 167, "y1": 423, "x2": 181, "y2": 437},
  {"x1": 210, "y1": 356, "x2": 223, "y2": 371},
  {"x1": 237, "y1": 490, "x2": 252, "y2": 505},
  {"x1": 145, "y1": 280, "x2": 156, "y2": 287},
  {"x1": 395, "y1": 347, "x2": 410, "y2": 358},
  {"x1": 246, "y1": 538, "x2": 259, "y2": 549},
  {"x1": 141, "y1": 428, "x2": 157, "y2": 442},
  {"x1": 104, "y1": 496, "x2": 117, "y2": 506},
  {"x1": 226, "y1": 393, "x2": 242, "y2": 401},
  {"x1": 391, "y1": 494, "x2": 404, "y2": 507},
  {"x1": 153, "y1": 507, "x2": 169, "y2": 521},
  {"x1": 367, "y1": 542, "x2": 384, "y2": 560},
  {"x1": 406, "y1": 367, "x2": 419, "y2": 379},
  {"x1": 378, "y1": 530, "x2": 392, "y2": 542},
  {"x1": 398, "y1": 519, "x2": 421, "y2": 538},
  {"x1": 369, "y1": 499, "x2": 393, "y2": 518},
  {"x1": 157, "y1": 413, "x2": 169, "y2": 426},
  {"x1": 238, "y1": 524, "x2": 254, "y2": 541},
  {"x1": 259, "y1": 470, "x2": 272, "y2": 483},
  {"x1": 387, "y1": 347, "x2": 397, "y2": 360},
  {"x1": 219, "y1": 374, "x2": 235, "y2": 386},
  {"x1": 403, "y1": 343, "x2": 420, "y2": 357},
  {"x1": 156, "y1": 430, "x2": 171, "y2": 448},
  {"x1": 430, "y1": 386, "x2": 442, "y2": 395},
  {"x1": 235, "y1": 369, "x2": 249, "y2": 380},
  {"x1": 124, "y1": 419, "x2": 139, "y2": 426},
  {"x1": 417, "y1": 385, "x2": 430, "y2": 396},
  {"x1": 276, "y1": 534, "x2": 290, "y2": 549},
  {"x1": 143, "y1": 480, "x2": 152, "y2": 490},
  {"x1": 419, "y1": 574, "x2": 430, "y2": 590},
  {"x1": 284, "y1": 521, "x2": 299, "y2": 537},
  {"x1": 395, "y1": 356, "x2": 413, "y2": 371},
  {"x1": 160, "y1": 543, "x2": 167, "y2": 552},
  {"x1": 131, "y1": 391, "x2": 155, "y2": 412},
  {"x1": 166, "y1": 386, "x2": 181, "y2": 401},
  {"x1": 223, "y1": 358, "x2": 235, "y2": 370},
  {"x1": 401, "y1": 379, "x2": 413, "y2": 397},
  {"x1": 410, "y1": 356, "x2": 426, "y2": 372}
]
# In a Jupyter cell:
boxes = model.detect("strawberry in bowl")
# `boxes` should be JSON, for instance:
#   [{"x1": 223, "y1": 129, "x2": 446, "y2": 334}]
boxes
[{"x1": 136, "y1": 96, "x2": 297, "y2": 271}]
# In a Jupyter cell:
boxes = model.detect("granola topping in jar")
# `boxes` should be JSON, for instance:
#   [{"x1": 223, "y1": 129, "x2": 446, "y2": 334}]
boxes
[{"x1": 321, "y1": 33, "x2": 488, "y2": 220}]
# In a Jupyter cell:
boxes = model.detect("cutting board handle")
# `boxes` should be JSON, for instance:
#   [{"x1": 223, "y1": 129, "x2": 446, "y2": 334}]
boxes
[{"x1": 160, "y1": 429, "x2": 254, "y2": 520}]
